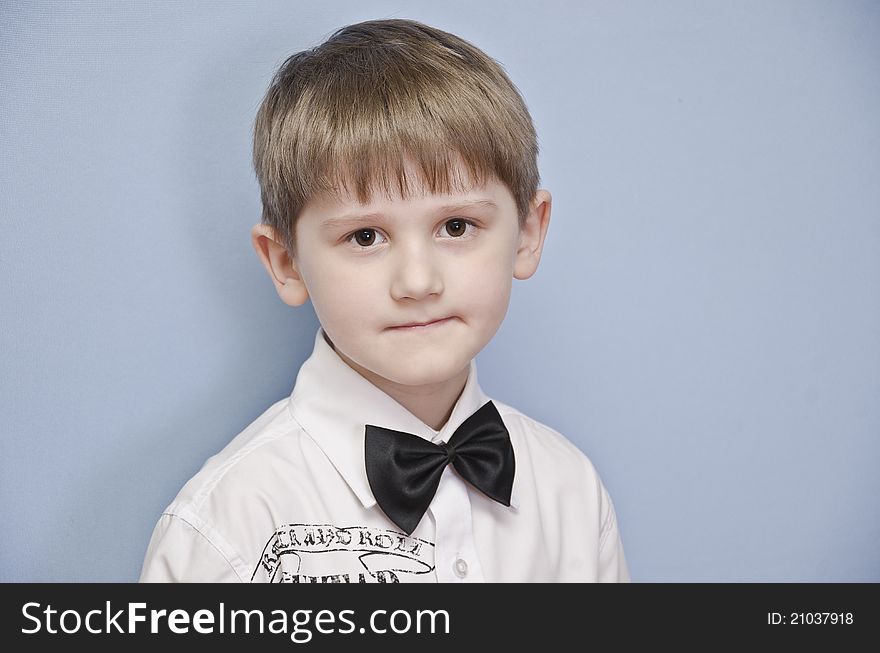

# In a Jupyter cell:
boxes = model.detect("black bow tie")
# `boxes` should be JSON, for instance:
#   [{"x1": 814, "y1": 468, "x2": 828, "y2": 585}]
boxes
[{"x1": 364, "y1": 400, "x2": 515, "y2": 535}]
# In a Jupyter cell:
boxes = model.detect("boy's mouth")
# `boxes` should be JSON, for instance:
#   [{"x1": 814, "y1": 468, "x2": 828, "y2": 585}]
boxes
[{"x1": 388, "y1": 316, "x2": 455, "y2": 330}]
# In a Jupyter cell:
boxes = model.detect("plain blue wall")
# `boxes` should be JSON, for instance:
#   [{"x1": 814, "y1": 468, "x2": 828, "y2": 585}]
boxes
[{"x1": 2, "y1": 0, "x2": 878, "y2": 582}]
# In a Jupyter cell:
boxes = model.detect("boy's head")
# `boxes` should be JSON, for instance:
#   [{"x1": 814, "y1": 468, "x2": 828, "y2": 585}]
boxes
[{"x1": 251, "y1": 18, "x2": 551, "y2": 391}]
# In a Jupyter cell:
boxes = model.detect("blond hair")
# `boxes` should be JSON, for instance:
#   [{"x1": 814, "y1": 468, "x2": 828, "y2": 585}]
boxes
[{"x1": 252, "y1": 18, "x2": 540, "y2": 256}]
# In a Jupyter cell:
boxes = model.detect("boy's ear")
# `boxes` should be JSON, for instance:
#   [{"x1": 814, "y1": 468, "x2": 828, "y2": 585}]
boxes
[
  {"x1": 250, "y1": 224, "x2": 309, "y2": 307},
  {"x1": 513, "y1": 189, "x2": 552, "y2": 280}
]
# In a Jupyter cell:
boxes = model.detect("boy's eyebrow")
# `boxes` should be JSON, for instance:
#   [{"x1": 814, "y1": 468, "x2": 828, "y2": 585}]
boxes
[{"x1": 321, "y1": 199, "x2": 499, "y2": 228}]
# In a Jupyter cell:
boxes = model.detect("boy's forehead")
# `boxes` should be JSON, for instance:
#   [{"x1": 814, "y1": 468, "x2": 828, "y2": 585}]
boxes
[
  {"x1": 311, "y1": 184, "x2": 498, "y2": 216},
  {"x1": 305, "y1": 175, "x2": 510, "y2": 223},
  {"x1": 302, "y1": 153, "x2": 512, "y2": 220}
]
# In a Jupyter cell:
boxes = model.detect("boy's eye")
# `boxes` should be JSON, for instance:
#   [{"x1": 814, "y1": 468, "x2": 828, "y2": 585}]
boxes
[
  {"x1": 346, "y1": 219, "x2": 476, "y2": 248},
  {"x1": 352, "y1": 229, "x2": 378, "y2": 248},
  {"x1": 444, "y1": 219, "x2": 467, "y2": 238}
]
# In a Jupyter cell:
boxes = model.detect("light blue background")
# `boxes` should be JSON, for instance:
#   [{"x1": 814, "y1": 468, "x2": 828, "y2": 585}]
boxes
[{"x1": 2, "y1": 1, "x2": 878, "y2": 582}]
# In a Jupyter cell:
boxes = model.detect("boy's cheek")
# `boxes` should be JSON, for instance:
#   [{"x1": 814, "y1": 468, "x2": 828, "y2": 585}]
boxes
[{"x1": 455, "y1": 272, "x2": 513, "y2": 316}]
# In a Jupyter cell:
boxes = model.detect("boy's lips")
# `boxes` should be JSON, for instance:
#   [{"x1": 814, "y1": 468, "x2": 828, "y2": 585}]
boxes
[{"x1": 388, "y1": 316, "x2": 455, "y2": 330}]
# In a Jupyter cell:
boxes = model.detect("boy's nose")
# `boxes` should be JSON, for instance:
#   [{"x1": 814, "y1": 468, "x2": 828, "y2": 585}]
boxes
[{"x1": 389, "y1": 246, "x2": 444, "y2": 300}]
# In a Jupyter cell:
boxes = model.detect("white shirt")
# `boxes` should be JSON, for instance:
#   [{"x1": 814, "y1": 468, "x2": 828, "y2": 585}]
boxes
[{"x1": 139, "y1": 326, "x2": 630, "y2": 583}]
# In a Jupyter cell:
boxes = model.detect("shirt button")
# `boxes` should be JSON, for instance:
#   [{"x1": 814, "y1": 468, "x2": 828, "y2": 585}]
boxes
[{"x1": 453, "y1": 558, "x2": 468, "y2": 579}]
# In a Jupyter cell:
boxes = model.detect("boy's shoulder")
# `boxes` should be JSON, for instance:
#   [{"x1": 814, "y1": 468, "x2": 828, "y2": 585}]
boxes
[
  {"x1": 492, "y1": 398, "x2": 604, "y2": 483},
  {"x1": 162, "y1": 396, "x2": 305, "y2": 517}
]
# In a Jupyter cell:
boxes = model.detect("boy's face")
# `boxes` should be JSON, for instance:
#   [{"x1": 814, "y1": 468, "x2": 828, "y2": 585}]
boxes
[{"x1": 252, "y1": 159, "x2": 551, "y2": 395}]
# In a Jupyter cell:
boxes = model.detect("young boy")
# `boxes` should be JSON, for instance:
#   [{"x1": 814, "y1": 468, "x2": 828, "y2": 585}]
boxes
[{"x1": 140, "y1": 18, "x2": 629, "y2": 583}]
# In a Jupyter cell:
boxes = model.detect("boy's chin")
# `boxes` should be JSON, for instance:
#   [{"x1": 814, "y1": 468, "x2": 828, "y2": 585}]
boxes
[
  {"x1": 385, "y1": 371, "x2": 460, "y2": 388},
  {"x1": 332, "y1": 341, "x2": 469, "y2": 388},
  {"x1": 372, "y1": 359, "x2": 469, "y2": 388}
]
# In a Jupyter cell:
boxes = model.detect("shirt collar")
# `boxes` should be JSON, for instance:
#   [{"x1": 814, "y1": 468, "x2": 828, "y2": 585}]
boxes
[{"x1": 288, "y1": 326, "x2": 519, "y2": 511}]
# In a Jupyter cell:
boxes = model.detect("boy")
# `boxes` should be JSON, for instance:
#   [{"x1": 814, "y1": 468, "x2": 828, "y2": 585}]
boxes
[{"x1": 140, "y1": 18, "x2": 629, "y2": 583}]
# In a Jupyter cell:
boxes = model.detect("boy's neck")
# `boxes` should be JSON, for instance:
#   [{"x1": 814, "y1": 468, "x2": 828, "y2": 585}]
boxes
[{"x1": 329, "y1": 341, "x2": 469, "y2": 432}]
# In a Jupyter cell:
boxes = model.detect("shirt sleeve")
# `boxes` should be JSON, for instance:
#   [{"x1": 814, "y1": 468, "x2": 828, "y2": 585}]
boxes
[
  {"x1": 596, "y1": 483, "x2": 631, "y2": 582},
  {"x1": 139, "y1": 512, "x2": 244, "y2": 583}
]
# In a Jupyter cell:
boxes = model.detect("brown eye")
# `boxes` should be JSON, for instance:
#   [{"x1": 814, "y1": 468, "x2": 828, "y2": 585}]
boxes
[
  {"x1": 445, "y1": 219, "x2": 466, "y2": 237},
  {"x1": 353, "y1": 229, "x2": 376, "y2": 247}
]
